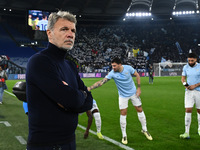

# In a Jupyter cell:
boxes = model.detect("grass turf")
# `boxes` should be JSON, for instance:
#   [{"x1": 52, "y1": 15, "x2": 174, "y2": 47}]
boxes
[{"x1": 0, "y1": 77, "x2": 199, "y2": 150}]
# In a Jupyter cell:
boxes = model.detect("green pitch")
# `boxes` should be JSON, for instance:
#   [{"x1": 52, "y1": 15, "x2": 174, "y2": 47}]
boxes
[{"x1": 0, "y1": 77, "x2": 199, "y2": 150}]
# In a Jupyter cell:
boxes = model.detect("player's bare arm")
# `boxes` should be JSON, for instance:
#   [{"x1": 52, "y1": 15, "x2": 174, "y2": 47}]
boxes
[
  {"x1": 181, "y1": 76, "x2": 189, "y2": 89},
  {"x1": 134, "y1": 71, "x2": 141, "y2": 97},
  {"x1": 181, "y1": 76, "x2": 186, "y2": 83},
  {"x1": 188, "y1": 82, "x2": 200, "y2": 90},
  {"x1": 181, "y1": 76, "x2": 200, "y2": 90},
  {"x1": 88, "y1": 78, "x2": 109, "y2": 91}
]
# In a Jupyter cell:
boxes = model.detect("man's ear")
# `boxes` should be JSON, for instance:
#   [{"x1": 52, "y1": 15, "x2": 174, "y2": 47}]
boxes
[{"x1": 46, "y1": 29, "x2": 52, "y2": 40}]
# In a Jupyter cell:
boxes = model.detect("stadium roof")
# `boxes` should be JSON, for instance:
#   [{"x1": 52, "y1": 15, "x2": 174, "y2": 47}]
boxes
[{"x1": 0, "y1": 0, "x2": 200, "y2": 21}]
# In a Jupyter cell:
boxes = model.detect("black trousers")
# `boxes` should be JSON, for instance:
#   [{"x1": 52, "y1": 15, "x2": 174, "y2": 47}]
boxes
[{"x1": 27, "y1": 140, "x2": 76, "y2": 150}]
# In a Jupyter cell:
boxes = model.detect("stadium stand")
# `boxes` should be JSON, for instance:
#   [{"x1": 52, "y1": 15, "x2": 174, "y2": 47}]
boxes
[
  {"x1": 0, "y1": 16, "x2": 200, "y2": 73},
  {"x1": 0, "y1": 23, "x2": 36, "y2": 57}
]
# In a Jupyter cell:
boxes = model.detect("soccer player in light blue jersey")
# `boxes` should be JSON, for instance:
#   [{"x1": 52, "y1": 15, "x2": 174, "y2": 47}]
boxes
[
  {"x1": 88, "y1": 57, "x2": 153, "y2": 144},
  {"x1": 37, "y1": 15, "x2": 48, "y2": 31},
  {"x1": 180, "y1": 52, "x2": 200, "y2": 139}
]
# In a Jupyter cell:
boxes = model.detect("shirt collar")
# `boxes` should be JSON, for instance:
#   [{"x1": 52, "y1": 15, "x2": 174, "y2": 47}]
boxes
[{"x1": 47, "y1": 42, "x2": 68, "y2": 59}]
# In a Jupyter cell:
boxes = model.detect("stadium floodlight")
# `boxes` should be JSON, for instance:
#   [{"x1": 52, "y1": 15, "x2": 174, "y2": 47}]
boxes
[
  {"x1": 125, "y1": 12, "x2": 152, "y2": 18},
  {"x1": 136, "y1": 12, "x2": 142, "y2": 17},
  {"x1": 172, "y1": 10, "x2": 198, "y2": 16},
  {"x1": 197, "y1": 10, "x2": 199, "y2": 13}
]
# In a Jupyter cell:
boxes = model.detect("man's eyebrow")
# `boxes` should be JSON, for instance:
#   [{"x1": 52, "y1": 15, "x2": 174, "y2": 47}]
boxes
[{"x1": 60, "y1": 27, "x2": 76, "y2": 32}]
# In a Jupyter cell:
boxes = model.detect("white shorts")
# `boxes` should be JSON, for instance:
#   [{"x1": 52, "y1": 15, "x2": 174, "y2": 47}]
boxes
[
  {"x1": 119, "y1": 94, "x2": 142, "y2": 110},
  {"x1": 185, "y1": 90, "x2": 200, "y2": 109},
  {"x1": 91, "y1": 103, "x2": 99, "y2": 112}
]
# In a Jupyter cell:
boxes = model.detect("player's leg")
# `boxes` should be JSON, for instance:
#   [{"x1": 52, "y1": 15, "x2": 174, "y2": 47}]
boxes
[
  {"x1": 131, "y1": 94, "x2": 153, "y2": 140},
  {"x1": 197, "y1": 110, "x2": 200, "y2": 136},
  {"x1": 119, "y1": 97, "x2": 129, "y2": 144},
  {"x1": 180, "y1": 108, "x2": 192, "y2": 139},
  {"x1": 92, "y1": 109, "x2": 104, "y2": 139},
  {"x1": 180, "y1": 90, "x2": 194, "y2": 139},
  {"x1": 195, "y1": 90, "x2": 200, "y2": 136},
  {"x1": 120, "y1": 108, "x2": 128, "y2": 144},
  {"x1": 151, "y1": 75, "x2": 153, "y2": 84},
  {"x1": 84, "y1": 110, "x2": 93, "y2": 139},
  {"x1": 148, "y1": 75, "x2": 151, "y2": 84},
  {"x1": 0, "y1": 87, "x2": 4, "y2": 104}
]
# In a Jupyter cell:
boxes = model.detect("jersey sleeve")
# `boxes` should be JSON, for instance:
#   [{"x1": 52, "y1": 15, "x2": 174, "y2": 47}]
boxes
[
  {"x1": 128, "y1": 65, "x2": 135, "y2": 75},
  {"x1": 105, "y1": 71, "x2": 113, "y2": 79},
  {"x1": 182, "y1": 65, "x2": 187, "y2": 76}
]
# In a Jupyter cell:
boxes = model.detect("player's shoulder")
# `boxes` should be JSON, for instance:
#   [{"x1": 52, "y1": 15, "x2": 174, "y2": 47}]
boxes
[
  {"x1": 108, "y1": 69, "x2": 114, "y2": 74},
  {"x1": 183, "y1": 63, "x2": 189, "y2": 69},
  {"x1": 123, "y1": 65, "x2": 132, "y2": 68},
  {"x1": 105, "y1": 70, "x2": 114, "y2": 79},
  {"x1": 123, "y1": 65, "x2": 134, "y2": 71}
]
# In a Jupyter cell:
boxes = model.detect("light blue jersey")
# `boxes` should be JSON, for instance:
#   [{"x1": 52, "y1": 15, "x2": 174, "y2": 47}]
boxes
[
  {"x1": 37, "y1": 20, "x2": 48, "y2": 31},
  {"x1": 182, "y1": 63, "x2": 200, "y2": 91},
  {"x1": 106, "y1": 65, "x2": 136, "y2": 97},
  {"x1": 93, "y1": 99, "x2": 96, "y2": 104}
]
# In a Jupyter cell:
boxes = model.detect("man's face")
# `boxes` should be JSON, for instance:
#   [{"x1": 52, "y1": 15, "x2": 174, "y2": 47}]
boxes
[
  {"x1": 111, "y1": 63, "x2": 121, "y2": 72},
  {"x1": 47, "y1": 18, "x2": 76, "y2": 51},
  {"x1": 188, "y1": 57, "x2": 197, "y2": 67}
]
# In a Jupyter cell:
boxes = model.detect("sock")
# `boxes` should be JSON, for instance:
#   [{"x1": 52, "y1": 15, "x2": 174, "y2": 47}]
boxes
[
  {"x1": 93, "y1": 112, "x2": 101, "y2": 133},
  {"x1": 185, "y1": 112, "x2": 192, "y2": 134},
  {"x1": 137, "y1": 111, "x2": 147, "y2": 131},
  {"x1": 120, "y1": 115, "x2": 127, "y2": 137},
  {"x1": 197, "y1": 113, "x2": 200, "y2": 131}
]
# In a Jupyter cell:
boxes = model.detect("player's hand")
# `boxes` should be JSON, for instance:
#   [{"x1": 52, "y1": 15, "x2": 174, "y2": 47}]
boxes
[
  {"x1": 136, "y1": 88, "x2": 141, "y2": 97},
  {"x1": 57, "y1": 103, "x2": 64, "y2": 109},
  {"x1": 62, "y1": 81, "x2": 68, "y2": 85},
  {"x1": 84, "y1": 131, "x2": 89, "y2": 139},
  {"x1": 187, "y1": 85, "x2": 196, "y2": 90},
  {"x1": 87, "y1": 87, "x2": 91, "y2": 91}
]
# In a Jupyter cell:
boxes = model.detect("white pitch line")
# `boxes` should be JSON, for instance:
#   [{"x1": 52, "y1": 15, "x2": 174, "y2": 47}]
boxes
[
  {"x1": 0, "y1": 121, "x2": 11, "y2": 127},
  {"x1": 15, "y1": 136, "x2": 27, "y2": 145},
  {"x1": 78, "y1": 124, "x2": 135, "y2": 150},
  {"x1": 4, "y1": 92, "x2": 27, "y2": 145},
  {"x1": 4, "y1": 90, "x2": 16, "y2": 97}
]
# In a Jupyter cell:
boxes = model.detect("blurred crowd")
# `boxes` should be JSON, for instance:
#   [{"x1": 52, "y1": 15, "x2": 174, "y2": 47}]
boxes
[
  {"x1": 2, "y1": 18, "x2": 200, "y2": 73},
  {"x1": 70, "y1": 20, "x2": 200, "y2": 72}
]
